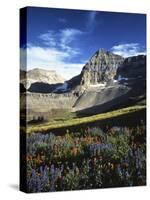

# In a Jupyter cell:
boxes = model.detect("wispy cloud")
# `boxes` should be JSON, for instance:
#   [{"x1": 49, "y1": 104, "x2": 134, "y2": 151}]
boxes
[
  {"x1": 86, "y1": 11, "x2": 97, "y2": 31},
  {"x1": 111, "y1": 43, "x2": 146, "y2": 57},
  {"x1": 24, "y1": 45, "x2": 83, "y2": 79},
  {"x1": 39, "y1": 28, "x2": 83, "y2": 56},
  {"x1": 60, "y1": 28, "x2": 83, "y2": 51},
  {"x1": 89, "y1": 11, "x2": 97, "y2": 25},
  {"x1": 58, "y1": 18, "x2": 67, "y2": 23},
  {"x1": 21, "y1": 28, "x2": 84, "y2": 79},
  {"x1": 38, "y1": 31, "x2": 56, "y2": 46}
]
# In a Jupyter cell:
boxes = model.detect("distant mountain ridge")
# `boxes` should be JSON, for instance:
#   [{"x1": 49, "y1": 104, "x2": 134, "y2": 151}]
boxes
[
  {"x1": 20, "y1": 68, "x2": 65, "y2": 89},
  {"x1": 20, "y1": 48, "x2": 146, "y2": 120}
]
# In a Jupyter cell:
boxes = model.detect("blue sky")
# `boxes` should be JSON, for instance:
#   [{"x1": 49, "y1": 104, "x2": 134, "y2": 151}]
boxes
[{"x1": 21, "y1": 7, "x2": 146, "y2": 79}]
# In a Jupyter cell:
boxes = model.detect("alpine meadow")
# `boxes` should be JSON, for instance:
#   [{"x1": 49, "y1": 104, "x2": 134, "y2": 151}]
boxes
[{"x1": 20, "y1": 7, "x2": 146, "y2": 193}]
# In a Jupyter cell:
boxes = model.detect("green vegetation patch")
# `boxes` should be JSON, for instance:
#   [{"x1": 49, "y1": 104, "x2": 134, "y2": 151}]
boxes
[{"x1": 27, "y1": 105, "x2": 146, "y2": 134}]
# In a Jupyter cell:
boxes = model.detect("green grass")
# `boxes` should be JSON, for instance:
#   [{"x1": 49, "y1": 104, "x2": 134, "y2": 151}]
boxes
[
  {"x1": 26, "y1": 104, "x2": 146, "y2": 134},
  {"x1": 46, "y1": 110, "x2": 77, "y2": 122}
]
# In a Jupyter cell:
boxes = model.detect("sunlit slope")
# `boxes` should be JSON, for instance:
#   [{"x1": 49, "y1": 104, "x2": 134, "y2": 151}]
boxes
[{"x1": 27, "y1": 105, "x2": 146, "y2": 134}]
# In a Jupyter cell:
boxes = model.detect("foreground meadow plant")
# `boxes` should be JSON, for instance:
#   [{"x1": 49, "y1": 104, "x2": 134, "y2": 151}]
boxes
[{"x1": 26, "y1": 125, "x2": 146, "y2": 192}]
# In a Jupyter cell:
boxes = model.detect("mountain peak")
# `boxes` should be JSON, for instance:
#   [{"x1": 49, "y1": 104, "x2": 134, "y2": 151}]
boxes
[
  {"x1": 97, "y1": 48, "x2": 107, "y2": 54},
  {"x1": 80, "y1": 49, "x2": 124, "y2": 87},
  {"x1": 93, "y1": 48, "x2": 108, "y2": 57}
]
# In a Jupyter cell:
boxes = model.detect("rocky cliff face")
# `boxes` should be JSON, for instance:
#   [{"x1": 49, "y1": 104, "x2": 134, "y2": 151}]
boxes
[
  {"x1": 80, "y1": 49, "x2": 124, "y2": 87},
  {"x1": 74, "y1": 54, "x2": 146, "y2": 114},
  {"x1": 21, "y1": 68, "x2": 65, "y2": 89},
  {"x1": 116, "y1": 55, "x2": 146, "y2": 79},
  {"x1": 67, "y1": 49, "x2": 124, "y2": 92},
  {"x1": 20, "y1": 48, "x2": 146, "y2": 120}
]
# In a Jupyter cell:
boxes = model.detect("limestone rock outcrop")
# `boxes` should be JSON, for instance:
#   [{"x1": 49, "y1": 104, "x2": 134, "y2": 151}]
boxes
[
  {"x1": 21, "y1": 68, "x2": 65, "y2": 89},
  {"x1": 80, "y1": 49, "x2": 124, "y2": 87}
]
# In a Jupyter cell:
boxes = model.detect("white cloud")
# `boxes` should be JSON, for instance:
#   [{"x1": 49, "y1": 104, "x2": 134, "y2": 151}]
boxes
[
  {"x1": 39, "y1": 28, "x2": 83, "y2": 54},
  {"x1": 38, "y1": 28, "x2": 84, "y2": 60},
  {"x1": 21, "y1": 28, "x2": 84, "y2": 79},
  {"x1": 111, "y1": 43, "x2": 146, "y2": 57},
  {"x1": 21, "y1": 45, "x2": 83, "y2": 80},
  {"x1": 38, "y1": 31, "x2": 56, "y2": 46},
  {"x1": 60, "y1": 28, "x2": 83, "y2": 53}
]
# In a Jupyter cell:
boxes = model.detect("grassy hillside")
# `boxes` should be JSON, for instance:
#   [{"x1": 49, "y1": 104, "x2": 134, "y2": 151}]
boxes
[{"x1": 26, "y1": 105, "x2": 146, "y2": 134}]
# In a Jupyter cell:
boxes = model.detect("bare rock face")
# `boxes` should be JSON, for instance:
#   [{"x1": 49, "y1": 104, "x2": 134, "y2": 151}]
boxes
[
  {"x1": 116, "y1": 55, "x2": 146, "y2": 79},
  {"x1": 80, "y1": 49, "x2": 124, "y2": 87},
  {"x1": 20, "y1": 48, "x2": 146, "y2": 120},
  {"x1": 67, "y1": 49, "x2": 124, "y2": 93},
  {"x1": 74, "y1": 54, "x2": 146, "y2": 115},
  {"x1": 21, "y1": 68, "x2": 65, "y2": 89}
]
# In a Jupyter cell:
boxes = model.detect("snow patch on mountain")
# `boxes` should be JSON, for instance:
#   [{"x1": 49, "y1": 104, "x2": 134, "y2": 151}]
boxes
[{"x1": 54, "y1": 82, "x2": 68, "y2": 92}]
